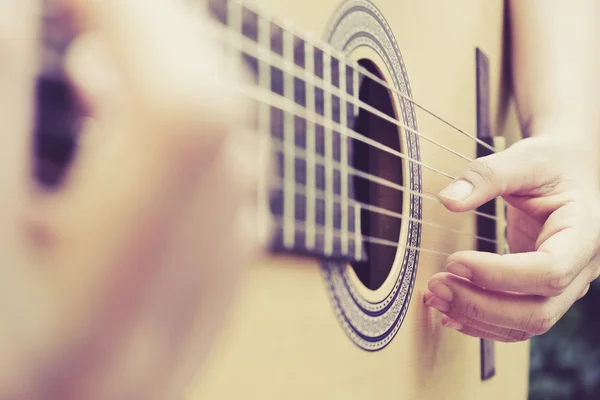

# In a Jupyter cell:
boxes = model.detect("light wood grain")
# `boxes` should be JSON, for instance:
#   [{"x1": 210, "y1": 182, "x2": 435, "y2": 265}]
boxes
[{"x1": 188, "y1": 1, "x2": 530, "y2": 398}]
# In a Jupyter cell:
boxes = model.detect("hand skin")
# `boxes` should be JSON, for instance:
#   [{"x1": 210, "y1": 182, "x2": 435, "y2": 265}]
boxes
[
  {"x1": 0, "y1": 1, "x2": 268, "y2": 399},
  {"x1": 424, "y1": 0, "x2": 600, "y2": 342}
]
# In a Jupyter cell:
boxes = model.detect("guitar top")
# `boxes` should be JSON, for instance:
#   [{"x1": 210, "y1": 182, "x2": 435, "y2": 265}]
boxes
[
  {"x1": 187, "y1": 0, "x2": 530, "y2": 399},
  {"x1": 36, "y1": 0, "x2": 530, "y2": 399}
]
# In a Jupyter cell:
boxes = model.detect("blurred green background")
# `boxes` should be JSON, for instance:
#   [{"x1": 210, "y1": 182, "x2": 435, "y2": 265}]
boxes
[{"x1": 529, "y1": 279, "x2": 600, "y2": 400}]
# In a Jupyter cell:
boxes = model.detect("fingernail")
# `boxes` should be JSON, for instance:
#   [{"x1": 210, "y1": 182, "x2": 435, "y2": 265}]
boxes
[
  {"x1": 447, "y1": 262, "x2": 472, "y2": 280},
  {"x1": 428, "y1": 280, "x2": 454, "y2": 302},
  {"x1": 439, "y1": 180, "x2": 473, "y2": 201},
  {"x1": 425, "y1": 296, "x2": 450, "y2": 313},
  {"x1": 443, "y1": 319, "x2": 464, "y2": 330}
]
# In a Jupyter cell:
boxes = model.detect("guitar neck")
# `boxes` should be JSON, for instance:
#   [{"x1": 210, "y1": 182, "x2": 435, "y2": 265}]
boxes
[{"x1": 208, "y1": 0, "x2": 379, "y2": 263}]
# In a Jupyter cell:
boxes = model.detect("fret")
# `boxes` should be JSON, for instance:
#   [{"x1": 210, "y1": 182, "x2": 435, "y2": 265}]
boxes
[
  {"x1": 352, "y1": 66, "x2": 360, "y2": 116},
  {"x1": 355, "y1": 202, "x2": 363, "y2": 261},
  {"x1": 227, "y1": 0, "x2": 243, "y2": 88},
  {"x1": 268, "y1": 19, "x2": 285, "y2": 242},
  {"x1": 305, "y1": 42, "x2": 317, "y2": 250},
  {"x1": 264, "y1": 20, "x2": 284, "y2": 249},
  {"x1": 267, "y1": 17, "x2": 284, "y2": 231},
  {"x1": 257, "y1": 7, "x2": 272, "y2": 251},
  {"x1": 345, "y1": 64, "x2": 362, "y2": 259},
  {"x1": 323, "y1": 53, "x2": 334, "y2": 256},
  {"x1": 227, "y1": 0, "x2": 241, "y2": 37},
  {"x1": 344, "y1": 72, "x2": 355, "y2": 168},
  {"x1": 282, "y1": 27, "x2": 296, "y2": 248},
  {"x1": 339, "y1": 60, "x2": 349, "y2": 254}
]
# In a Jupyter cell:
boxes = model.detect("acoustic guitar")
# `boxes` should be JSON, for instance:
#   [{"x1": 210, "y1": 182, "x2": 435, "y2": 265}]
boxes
[
  {"x1": 184, "y1": 0, "x2": 530, "y2": 399},
  {"x1": 36, "y1": 0, "x2": 530, "y2": 398}
]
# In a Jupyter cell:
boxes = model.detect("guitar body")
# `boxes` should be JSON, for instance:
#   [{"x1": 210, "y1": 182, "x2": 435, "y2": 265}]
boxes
[{"x1": 189, "y1": 0, "x2": 529, "y2": 398}]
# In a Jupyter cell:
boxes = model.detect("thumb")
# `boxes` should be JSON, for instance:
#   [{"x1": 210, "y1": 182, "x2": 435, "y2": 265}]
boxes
[{"x1": 438, "y1": 146, "x2": 539, "y2": 212}]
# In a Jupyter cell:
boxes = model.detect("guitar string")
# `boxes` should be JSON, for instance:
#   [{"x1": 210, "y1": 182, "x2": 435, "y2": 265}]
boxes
[
  {"x1": 217, "y1": 14, "x2": 503, "y2": 228},
  {"x1": 270, "y1": 175, "x2": 499, "y2": 245},
  {"x1": 212, "y1": 3, "x2": 497, "y2": 259},
  {"x1": 271, "y1": 215, "x2": 452, "y2": 258},
  {"x1": 226, "y1": 0, "x2": 498, "y2": 154},
  {"x1": 200, "y1": 10, "x2": 506, "y2": 244},
  {"x1": 230, "y1": 32, "x2": 503, "y2": 227},
  {"x1": 41, "y1": 6, "x2": 491, "y2": 191},
  {"x1": 210, "y1": 20, "x2": 489, "y2": 170},
  {"x1": 269, "y1": 138, "x2": 502, "y2": 224},
  {"x1": 36, "y1": 4, "x2": 498, "y2": 255},
  {"x1": 240, "y1": 83, "x2": 501, "y2": 222},
  {"x1": 222, "y1": 27, "x2": 476, "y2": 164},
  {"x1": 237, "y1": 79, "x2": 455, "y2": 180},
  {"x1": 41, "y1": 1, "x2": 496, "y2": 165}
]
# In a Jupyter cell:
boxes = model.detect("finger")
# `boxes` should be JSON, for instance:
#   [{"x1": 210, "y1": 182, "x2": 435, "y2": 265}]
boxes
[
  {"x1": 425, "y1": 292, "x2": 532, "y2": 342},
  {"x1": 156, "y1": 156, "x2": 268, "y2": 396},
  {"x1": 67, "y1": 0, "x2": 241, "y2": 143},
  {"x1": 69, "y1": 129, "x2": 265, "y2": 400},
  {"x1": 533, "y1": 202, "x2": 599, "y2": 292},
  {"x1": 444, "y1": 250, "x2": 571, "y2": 297},
  {"x1": 57, "y1": 0, "x2": 251, "y2": 203},
  {"x1": 437, "y1": 142, "x2": 548, "y2": 212},
  {"x1": 65, "y1": 32, "x2": 122, "y2": 116},
  {"x1": 28, "y1": 1, "x2": 242, "y2": 256},
  {"x1": 445, "y1": 203, "x2": 598, "y2": 297},
  {"x1": 425, "y1": 271, "x2": 591, "y2": 336},
  {"x1": 439, "y1": 316, "x2": 529, "y2": 343},
  {"x1": 0, "y1": 0, "x2": 46, "y2": 385},
  {"x1": 0, "y1": 0, "x2": 38, "y2": 194},
  {"x1": 127, "y1": 129, "x2": 266, "y2": 397}
]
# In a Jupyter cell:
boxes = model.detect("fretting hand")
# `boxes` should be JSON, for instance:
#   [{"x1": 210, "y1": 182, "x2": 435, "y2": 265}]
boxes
[{"x1": 0, "y1": 1, "x2": 268, "y2": 399}]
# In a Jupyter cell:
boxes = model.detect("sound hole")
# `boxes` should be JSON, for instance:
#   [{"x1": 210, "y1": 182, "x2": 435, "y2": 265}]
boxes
[{"x1": 350, "y1": 59, "x2": 404, "y2": 291}]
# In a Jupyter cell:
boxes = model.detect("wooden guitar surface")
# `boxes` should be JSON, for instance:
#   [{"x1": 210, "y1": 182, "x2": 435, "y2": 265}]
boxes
[{"x1": 187, "y1": 0, "x2": 530, "y2": 398}]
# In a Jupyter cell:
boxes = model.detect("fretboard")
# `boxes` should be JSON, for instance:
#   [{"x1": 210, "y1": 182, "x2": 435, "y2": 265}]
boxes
[{"x1": 208, "y1": 0, "x2": 371, "y2": 263}]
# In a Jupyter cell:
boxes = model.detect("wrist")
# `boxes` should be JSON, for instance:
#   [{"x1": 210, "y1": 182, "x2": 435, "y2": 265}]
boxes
[
  {"x1": 521, "y1": 115, "x2": 600, "y2": 182},
  {"x1": 526, "y1": 109, "x2": 599, "y2": 134},
  {"x1": 527, "y1": 113, "x2": 599, "y2": 152}
]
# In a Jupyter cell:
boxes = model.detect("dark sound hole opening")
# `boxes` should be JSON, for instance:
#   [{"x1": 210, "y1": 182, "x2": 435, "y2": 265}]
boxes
[{"x1": 350, "y1": 59, "x2": 404, "y2": 291}]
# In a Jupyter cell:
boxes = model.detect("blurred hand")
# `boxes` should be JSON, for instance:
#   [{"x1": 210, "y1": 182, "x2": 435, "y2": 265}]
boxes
[
  {"x1": 0, "y1": 1, "x2": 268, "y2": 399},
  {"x1": 424, "y1": 129, "x2": 600, "y2": 343}
]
